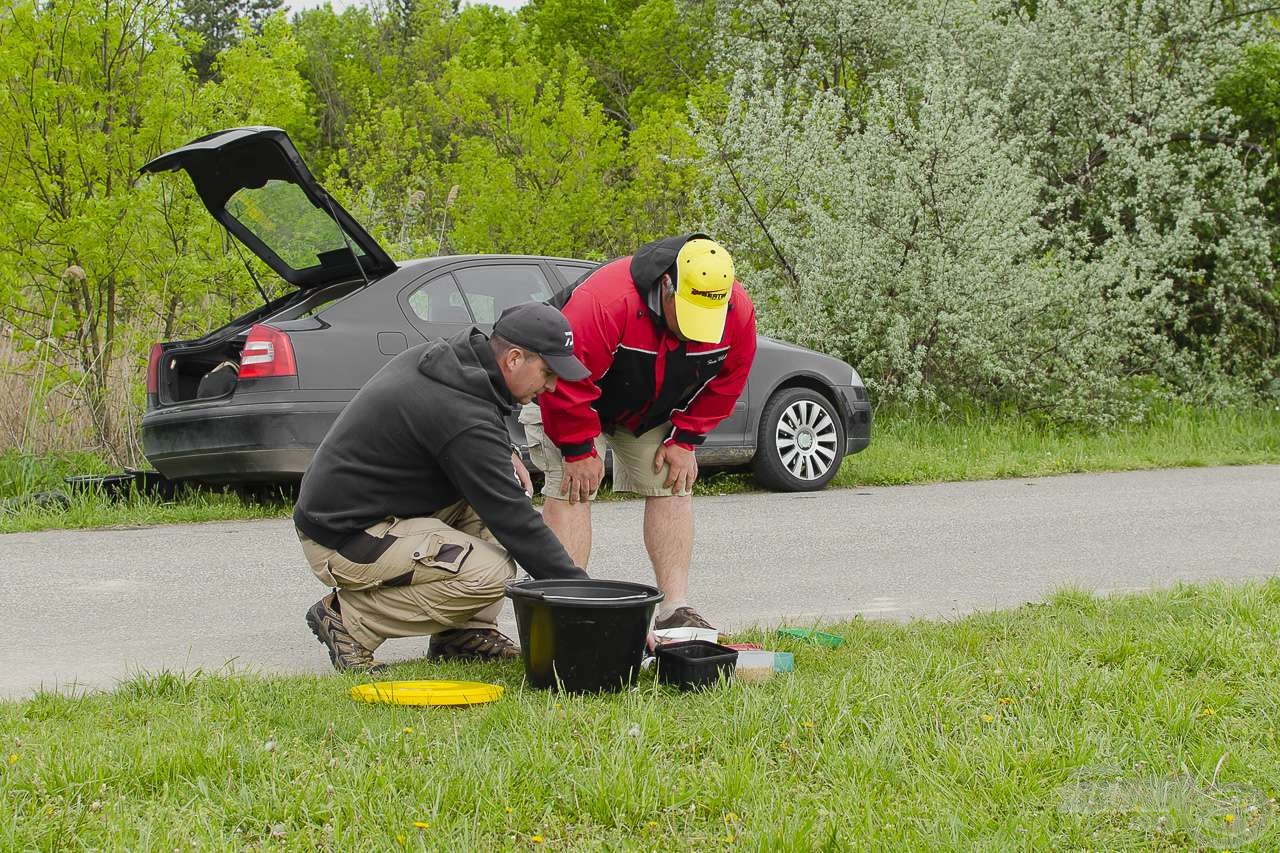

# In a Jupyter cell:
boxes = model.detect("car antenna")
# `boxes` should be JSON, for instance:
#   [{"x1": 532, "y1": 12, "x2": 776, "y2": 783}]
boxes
[
  {"x1": 227, "y1": 229, "x2": 272, "y2": 304},
  {"x1": 323, "y1": 193, "x2": 371, "y2": 287}
]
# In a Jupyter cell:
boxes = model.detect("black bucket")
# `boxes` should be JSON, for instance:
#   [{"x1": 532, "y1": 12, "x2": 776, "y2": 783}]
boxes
[{"x1": 505, "y1": 579, "x2": 664, "y2": 693}]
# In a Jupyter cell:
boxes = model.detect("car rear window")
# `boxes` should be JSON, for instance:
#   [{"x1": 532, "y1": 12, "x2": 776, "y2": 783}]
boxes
[{"x1": 226, "y1": 179, "x2": 352, "y2": 272}]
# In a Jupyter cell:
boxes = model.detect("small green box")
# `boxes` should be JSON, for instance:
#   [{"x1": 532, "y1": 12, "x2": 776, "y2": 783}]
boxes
[{"x1": 777, "y1": 627, "x2": 845, "y2": 648}]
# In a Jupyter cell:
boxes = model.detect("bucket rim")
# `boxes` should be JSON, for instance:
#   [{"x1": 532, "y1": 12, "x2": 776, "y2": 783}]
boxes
[{"x1": 505, "y1": 578, "x2": 664, "y2": 608}]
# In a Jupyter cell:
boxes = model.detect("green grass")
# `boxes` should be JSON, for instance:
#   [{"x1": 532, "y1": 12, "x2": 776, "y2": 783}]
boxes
[
  {"x1": 832, "y1": 401, "x2": 1280, "y2": 487},
  {"x1": 4, "y1": 581, "x2": 1279, "y2": 849},
  {"x1": 2, "y1": 401, "x2": 1277, "y2": 532},
  {"x1": 0, "y1": 450, "x2": 113, "y2": 497},
  {"x1": 0, "y1": 488, "x2": 288, "y2": 532}
]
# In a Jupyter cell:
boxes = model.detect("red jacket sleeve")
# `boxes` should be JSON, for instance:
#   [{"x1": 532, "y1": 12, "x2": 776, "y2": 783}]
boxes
[
  {"x1": 667, "y1": 285, "x2": 758, "y2": 447},
  {"x1": 538, "y1": 288, "x2": 622, "y2": 460}
]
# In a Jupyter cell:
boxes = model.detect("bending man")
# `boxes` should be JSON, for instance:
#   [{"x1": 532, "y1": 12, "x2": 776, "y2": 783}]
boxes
[
  {"x1": 295, "y1": 302, "x2": 589, "y2": 672},
  {"x1": 522, "y1": 234, "x2": 757, "y2": 632}
]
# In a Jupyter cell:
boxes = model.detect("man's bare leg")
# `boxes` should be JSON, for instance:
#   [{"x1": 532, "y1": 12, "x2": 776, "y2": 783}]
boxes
[
  {"x1": 644, "y1": 495, "x2": 694, "y2": 620},
  {"x1": 542, "y1": 497, "x2": 593, "y2": 568}
]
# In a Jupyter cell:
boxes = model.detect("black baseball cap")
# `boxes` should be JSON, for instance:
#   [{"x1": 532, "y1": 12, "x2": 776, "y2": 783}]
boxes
[{"x1": 493, "y1": 302, "x2": 589, "y2": 381}]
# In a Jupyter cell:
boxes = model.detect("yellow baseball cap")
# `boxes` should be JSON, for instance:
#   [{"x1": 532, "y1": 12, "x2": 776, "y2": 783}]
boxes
[{"x1": 672, "y1": 238, "x2": 735, "y2": 343}]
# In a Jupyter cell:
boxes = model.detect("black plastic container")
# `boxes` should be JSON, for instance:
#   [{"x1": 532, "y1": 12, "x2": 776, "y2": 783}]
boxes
[
  {"x1": 654, "y1": 640, "x2": 739, "y2": 691},
  {"x1": 63, "y1": 472, "x2": 139, "y2": 499},
  {"x1": 63, "y1": 468, "x2": 178, "y2": 501},
  {"x1": 505, "y1": 579, "x2": 663, "y2": 693}
]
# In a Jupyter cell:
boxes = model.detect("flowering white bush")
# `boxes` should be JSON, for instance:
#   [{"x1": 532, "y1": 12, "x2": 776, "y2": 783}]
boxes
[{"x1": 693, "y1": 0, "x2": 1279, "y2": 422}]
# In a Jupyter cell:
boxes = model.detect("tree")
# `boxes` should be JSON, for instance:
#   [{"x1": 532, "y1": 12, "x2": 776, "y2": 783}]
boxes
[
  {"x1": 694, "y1": 0, "x2": 1279, "y2": 420},
  {"x1": 181, "y1": 0, "x2": 284, "y2": 82},
  {"x1": 0, "y1": 0, "x2": 198, "y2": 457}
]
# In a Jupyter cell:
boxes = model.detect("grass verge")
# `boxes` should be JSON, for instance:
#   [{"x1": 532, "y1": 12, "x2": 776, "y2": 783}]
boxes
[
  {"x1": 3, "y1": 581, "x2": 1278, "y2": 849},
  {"x1": 2, "y1": 401, "x2": 1277, "y2": 532},
  {"x1": 833, "y1": 400, "x2": 1280, "y2": 487}
]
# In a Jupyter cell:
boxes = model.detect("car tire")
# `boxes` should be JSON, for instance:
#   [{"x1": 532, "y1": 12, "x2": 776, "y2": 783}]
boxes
[{"x1": 751, "y1": 387, "x2": 845, "y2": 492}]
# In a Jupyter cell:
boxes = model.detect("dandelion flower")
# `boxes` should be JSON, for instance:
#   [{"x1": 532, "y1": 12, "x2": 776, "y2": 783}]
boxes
[
  {"x1": 1224, "y1": 814, "x2": 1235, "y2": 824},
  {"x1": 6, "y1": 754, "x2": 17, "y2": 765},
  {"x1": 413, "y1": 821, "x2": 430, "y2": 829},
  {"x1": 505, "y1": 807, "x2": 513, "y2": 814},
  {"x1": 801, "y1": 721, "x2": 815, "y2": 729},
  {"x1": 402, "y1": 727, "x2": 414, "y2": 734},
  {"x1": 724, "y1": 812, "x2": 739, "y2": 825},
  {"x1": 1201, "y1": 707, "x2": 1216, "y2": 717},
  {"x1": 396, "y1": 834, "x2": 406, "y2": 844},
  {"x1": 981, "y1": 713, "x2": 994, "y2": 722},
  {"x1": 997, "y1": 697, "x2": 1012, "y2": 706},
  {"x1": 531, "y1": 834, "x2": 544, "y2": 844}
]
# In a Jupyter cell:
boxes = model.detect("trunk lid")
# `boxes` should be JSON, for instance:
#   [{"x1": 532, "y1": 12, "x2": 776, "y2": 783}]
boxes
[{"x1": 140, "y1": 126, "x2": 396, "y2": 289}]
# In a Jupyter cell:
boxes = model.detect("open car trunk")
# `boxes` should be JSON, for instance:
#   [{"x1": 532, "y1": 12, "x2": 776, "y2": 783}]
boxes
[
  {"x1": 140, "y1": 126, "x2": 397, "y2": 408},
  {"x1": 151, "y1": 280, "x2": 363, "y2": 406}
]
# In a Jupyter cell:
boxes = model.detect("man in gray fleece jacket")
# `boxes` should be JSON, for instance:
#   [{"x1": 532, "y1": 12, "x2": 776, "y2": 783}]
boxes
[{"x1": 294, "y1": 302, "x2": 589, "y2": 672}]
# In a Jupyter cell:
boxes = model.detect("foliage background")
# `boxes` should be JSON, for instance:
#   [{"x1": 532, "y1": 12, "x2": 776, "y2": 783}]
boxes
[{"x1": 0, "y1": 0, "x2": 1277, "y2": 463}]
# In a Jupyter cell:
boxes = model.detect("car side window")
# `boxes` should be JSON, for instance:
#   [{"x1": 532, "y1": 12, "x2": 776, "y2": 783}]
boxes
[
  {"x1": 453, "y1": 264, "x2": 554, "y2": 325},
  {"x1": 555, "y1": 263, "x2": 595, "y2": 289},
  {"x1": 406, "y1": 274, "x2": 472, "y2": 323}
]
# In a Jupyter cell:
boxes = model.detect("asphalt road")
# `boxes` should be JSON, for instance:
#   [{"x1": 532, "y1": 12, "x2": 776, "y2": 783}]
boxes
[{"x1": 3, "y1": 465, "x2": 1277, "y2": 699}]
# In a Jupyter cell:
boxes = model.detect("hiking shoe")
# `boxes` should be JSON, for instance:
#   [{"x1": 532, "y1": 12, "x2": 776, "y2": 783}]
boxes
[
  {"x1": 305, "y1": 592, "x2": 385, "y2": 673},
  {"x1": 654, "y1": 606, "x2": 715, "y2": 631},
  {"x1": 427, "y1": 628, "x2": 520, "y2": 662}
]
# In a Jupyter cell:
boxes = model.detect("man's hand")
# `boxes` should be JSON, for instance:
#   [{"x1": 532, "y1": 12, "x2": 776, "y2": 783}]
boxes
[
  {"x1": 560, "y1": 454, "x2": 605, "y2": 503},
  {"x1": 511, "y1": 451, "x2": 533, "y2": 497},
  {"x1": 654, "y1": 442, "x2": 698, "y2": 493}
]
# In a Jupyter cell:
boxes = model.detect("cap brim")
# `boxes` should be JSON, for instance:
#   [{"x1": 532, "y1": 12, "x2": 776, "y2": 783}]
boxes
[
  {"x1": 541, "y1": 352, "x2": 590, "y2": 381},
  {"x1": 673, "y1": 297, "x2": 728, "y2": 344}
]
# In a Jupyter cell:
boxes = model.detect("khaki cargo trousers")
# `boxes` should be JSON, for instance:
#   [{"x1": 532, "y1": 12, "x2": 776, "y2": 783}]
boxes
[{"x1": 298, "y1": 499, "x2": 516, "y2": 653}]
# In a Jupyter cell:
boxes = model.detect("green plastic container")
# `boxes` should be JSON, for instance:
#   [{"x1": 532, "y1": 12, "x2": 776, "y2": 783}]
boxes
[{"x1": 777, "y1": 627, "x2": 845, "y2": 648}]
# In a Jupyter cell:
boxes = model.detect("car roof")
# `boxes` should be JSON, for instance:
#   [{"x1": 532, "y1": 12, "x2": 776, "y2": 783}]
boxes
[{"x1": 400, "y1": 253, "x2": 602, "y2": 271}]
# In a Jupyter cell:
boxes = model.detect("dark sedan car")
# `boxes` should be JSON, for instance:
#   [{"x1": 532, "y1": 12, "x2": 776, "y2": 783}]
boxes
[{"x1": 140, "y1": 127, "x2": 871, "y2": 492}]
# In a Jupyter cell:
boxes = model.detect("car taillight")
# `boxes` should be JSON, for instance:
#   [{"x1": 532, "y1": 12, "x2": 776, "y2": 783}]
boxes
[
  {"x1": 238, "y1": 324, "x2": 297, "y2": 380},
  {"x1": 146, "y1": 343, "x2": 163, "y2": 394}
]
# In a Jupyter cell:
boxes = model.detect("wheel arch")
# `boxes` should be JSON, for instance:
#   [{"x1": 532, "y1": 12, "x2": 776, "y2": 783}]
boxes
[{"x1": 749, "y1": 371, "x2": 844, "y2": 445}]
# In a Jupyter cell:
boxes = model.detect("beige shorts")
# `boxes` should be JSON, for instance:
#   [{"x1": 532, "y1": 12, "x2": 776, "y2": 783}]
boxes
[{"x1": 519, "y1": 403, "x2": 692, "y2": 499}]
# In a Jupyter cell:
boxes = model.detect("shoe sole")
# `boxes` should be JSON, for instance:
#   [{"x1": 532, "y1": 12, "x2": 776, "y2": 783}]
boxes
[
  {"x1": 305, "y1": 604, "x2": 340, "y2": 670},
  {"x1": 307, "y1": 603, "x2": 387, "y2": 674}
]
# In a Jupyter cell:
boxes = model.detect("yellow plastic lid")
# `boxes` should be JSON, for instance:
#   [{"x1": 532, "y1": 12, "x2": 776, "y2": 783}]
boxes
[{"x1": 349, "y1": 680, "x2": 504, "y2": 707}]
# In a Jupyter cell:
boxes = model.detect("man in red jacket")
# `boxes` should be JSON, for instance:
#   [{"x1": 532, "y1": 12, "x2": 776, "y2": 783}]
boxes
[{"x1": 521, "y1": 234, "x2": 757, "y2": 630}]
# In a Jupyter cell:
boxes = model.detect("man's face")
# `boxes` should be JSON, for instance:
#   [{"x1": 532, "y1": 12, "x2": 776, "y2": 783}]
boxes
[
  {"x1": 503, "y1": 349, "x2": 558, "y2": 404},
  {"x1": 659, "y1": 274, "x2": 693, "y2": 342}
]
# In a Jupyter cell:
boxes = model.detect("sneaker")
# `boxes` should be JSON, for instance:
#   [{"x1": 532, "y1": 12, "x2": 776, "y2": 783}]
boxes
[
  {"x1": 427, "y1": 628, "x2": 520, "y2": 661},
  {"x1": 654, "y1": 606, "x2": 715, "y2": 631},
  {"x1": 305, "y1": 592, "x2": 385, "y2": 673}
]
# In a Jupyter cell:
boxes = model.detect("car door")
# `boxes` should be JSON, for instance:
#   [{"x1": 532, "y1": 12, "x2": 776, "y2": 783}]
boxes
[{"x1": 399, "y1": 272, "x2": 480, "y2": 342}]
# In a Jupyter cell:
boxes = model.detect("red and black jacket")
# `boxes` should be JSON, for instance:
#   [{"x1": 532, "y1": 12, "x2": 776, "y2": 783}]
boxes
[{"x1": 539, "y1": 234, "x2": 757, "y2": 461}]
